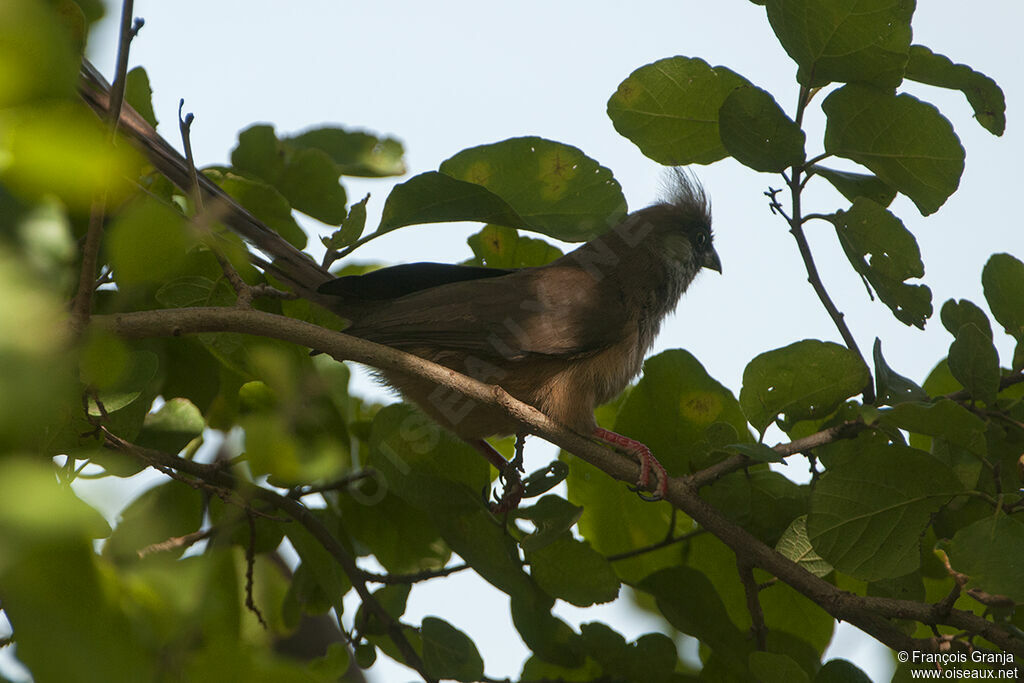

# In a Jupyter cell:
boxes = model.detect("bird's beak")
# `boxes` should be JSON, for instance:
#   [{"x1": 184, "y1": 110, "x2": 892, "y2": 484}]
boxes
[{"x1": 703, "y1": 248, "x2": 722, "y2": 274}]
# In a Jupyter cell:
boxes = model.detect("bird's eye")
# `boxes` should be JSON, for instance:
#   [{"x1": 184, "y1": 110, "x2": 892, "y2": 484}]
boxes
[{"x1": 694, "y1": 230, "x2": 708, "y2": 249}]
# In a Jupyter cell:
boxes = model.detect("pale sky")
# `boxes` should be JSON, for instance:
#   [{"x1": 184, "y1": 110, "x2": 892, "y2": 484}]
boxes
[{"x1": 70, "y1": 2, "x2": 1024, "y2": 680}]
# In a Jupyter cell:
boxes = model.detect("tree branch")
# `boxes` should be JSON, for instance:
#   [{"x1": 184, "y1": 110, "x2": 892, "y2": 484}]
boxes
[
  {"x1": 688, "y1": 421, "x2": 866, "y2": 489},
  {"x1": 103, "y1": 430, "x2": 436, "y2": 683},
  {"x1": 93, "y1": 306, "x2": 1024, "y2": 659}
]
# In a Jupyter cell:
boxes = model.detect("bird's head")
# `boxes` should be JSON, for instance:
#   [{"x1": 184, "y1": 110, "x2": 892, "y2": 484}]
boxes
[{"x1": 631, "y1": 169, "x2": 721, "y2": 278}]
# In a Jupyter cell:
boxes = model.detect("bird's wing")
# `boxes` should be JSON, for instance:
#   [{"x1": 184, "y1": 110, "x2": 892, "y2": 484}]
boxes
[
  {"x1": 318, "y1": 262, "x2": 518, "y2": 300},
  {"x1": 344, "y1": 264, "x2": 630, "y2": 359}
]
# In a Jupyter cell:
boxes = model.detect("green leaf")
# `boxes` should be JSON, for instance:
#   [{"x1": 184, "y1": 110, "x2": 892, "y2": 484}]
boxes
[
  {"x1": 0, "y1": 540, "x2": 152, "y2": 682},
  {"x1": 517, "y1": 495, "x2": 583, "y2": 553},
  {"x1": 750, "y1": 652, "x2": 810, "y2": 683},
  {"x1": 421, "y1": 617, "x2": 484, "y2": 682},
  {"x1": 811, "y1": 166, "x2": 896, "y2": 207},
  {"x1": 466, "y1": 224, "x2": 563, "y2": 268},
  {"x1": 776, "y1": 515, "x2": 833, "y2": 578},
  {"x1": 831, "y1": 198, "x2": 932, "y2": 328},
  {"x1": 336, "y1": 491, "x2": 448, "y2": 575},
  {"x1": 156, "y1": 275, "x2": 236, "y2": 308},
  {"x1": 203, "y1": 168, "x2": 307, "y2": 249},
  {"x1": 947, "y1": 515, "x2": 1024, "y2": 603},
  {"x1": 231, "y1": 125, "x2": 284, "y2": 184},
  {"x1": 578, "y1": 624, "x2": 677, "y2": 683},
  {"x1": 575, "y1": 351, "x2": 745, "y2": 583},
  {"x1": 440, "y1": 137, "x2": 627, "y2": 242},
  {"x1": 702, "y1": 470, "x2": 808, "y2": 545},
  {"x1": 357, "y1": 584, "x2": 410, "y2": 635},
  {"x1": 108, "y1": 198, "x2": 192, "y2": 286},
  {"x1": 723, "y1": 442, "x2": 785, "y2": 462},
  {"x1": 378, "y1": 171, "x2": 525, "y2": 234},
  {"x1": 323, "y1": 193, "x2": 368, "y2": 250},
  {"x1": 905, "y1": 44, "x2": 1006, "y2": 136},
  {"x1": 947, "y1": 322, "x2": 1000, "y2": 405},
  {"x1": 276, "y1": 146, "x2": 348, "y2": 225},
  {"x1": 0, "y1": 0, "x2": 79, "y2": 106},
  {"x1": 764, "y1": 0, "x2": 914, "y2": 88},
  {"x1": 740, "y1": 340, "x2": 869, "y2": 433},
  {"x1": 686, "y1": 533, "x2": 834, "y2": 667},
  {"x1": 124, "y1": 66, "x2": 158, "y2": 128},
  {"x1": 509, "y1": 589, "x2": 583, "y2": 668},
  {"x1": 0, "y1": 458, "x2": 111, "y2": 542},
  {"x1": 367, "y1": 404, "x2": 489, "y2": 511},
  {"x1": 284, "y1": 516, "x2": 352, "y2": 616},
  {"x1": 102, "y1": 480, "x2": 205, "y2": 563},
  {"x1": 284, "y1": 126, "x2": 405, "y2": 177},
  {"x1": 528, "y1": 536, "x2": 620, "y2": 607},
  {"x1": 982, "y1": 253, "x2": 1024, "y2": 343},
  {"x1": 618, "y1": 349, "x2": 751, "y2": 474},
  {"x1": 879, "y1": 399, "x2": 987, "y2": 456},
  {"x1": 136, "y1": 397, "x2": 205, "y2": 454},
  {"x1": 873, "y1": 338, "x2": 929, "y2": 404},
  {"x1": 719, "y1": 85, "x2": 805, "y2": 172},
  {"x1": 941, "y1": 299, "x2": 993, "y2": 340},
  {"x1": 88, "y1": 350, "x2": 159, "y2": 414},
  {"x1": 2, "y1": 102, "x2": 141, "y2": 210},
  {"x1": 807, "y1": 443, "x2": 963, "y2": 581},
  {"x1": 639, "y1": 566, "x2": 750, "y2": 660},
  {"x1": 815, "y1": 659, "x2": 873, "y2": 683},
  {"x1": 230, "y1": 125, "x2": 347, "y2": 224},
  {"x1": 823, "y1": 85, "x2": 965, "y2": 216},
  {"x1": 607, "y1": 56, "x2": 750, "y2": 165}
]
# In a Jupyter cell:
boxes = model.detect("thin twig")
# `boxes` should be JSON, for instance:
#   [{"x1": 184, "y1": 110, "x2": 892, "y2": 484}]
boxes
[
  {"x1": 363, "y1": 563, "x2": 471, "y2": 585},
  {"x1": 606, "y1": 528, "x2": 705, "y2": 562},
  {"x1": 738, "y1": 561, "x2": 767, "y2": 650},
  {"x1": 177, "y1": 100, "x2": 202, "y2": 211},
  {"x1": 70, "y1": 1, "x2": 139, "y2": 335},
  {"x1": 688, "y1": 421, "x2": 865, "y2": 489},
  {"x1": 94, "y1": 307, "x2": 1024, "y2": 660},
  {"x1": 137, "y1": 527, "x2": 214, "y2": 558},
  {"x1": 245, "y1": 511, "x2": 268, "y2": 629},
  {"x1": 781, "y1": 86, "x2": 874, "y2": 402},
  {"x1": 104, "y1": 432, "x2": 435, "y2": 683},
  {"x1": 802, "y1": 152, "x2": 831, "y2": 170},
  {"x1": 287, "y1": 469, "x2": 378, "y2": 498}
]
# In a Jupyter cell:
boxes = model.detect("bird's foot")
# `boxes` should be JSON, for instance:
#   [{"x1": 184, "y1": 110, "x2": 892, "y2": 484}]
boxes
[
  {"x1": 593, "y1": 427, "x2": 668, "y2": 501},
  {"x1": 489, "y1": 466, "x2": 524, "y2": 514}
]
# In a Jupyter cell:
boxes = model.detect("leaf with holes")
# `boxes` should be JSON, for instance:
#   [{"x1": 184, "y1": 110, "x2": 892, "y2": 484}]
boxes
[
  {"x1": 831, "y1": 198, "x2": 932, "y2": 328},
  {"x1": 740, "y1": 340, "x2": 869, "y2": 433},
  {"x1": 905, "y1": 44, "x2": 1005, "y2": 136},
  {"x1": 440, "y1": 137, "x2": 626, "y2": 242}
]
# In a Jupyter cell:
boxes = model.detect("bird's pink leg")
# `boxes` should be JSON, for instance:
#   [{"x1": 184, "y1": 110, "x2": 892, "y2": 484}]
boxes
[
  {"x1": 593, "y1": 428, "x2": 668, "y2": 500},
  {"x1": 466, "y1": 438, "x2": 523, "y2": 512}
]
